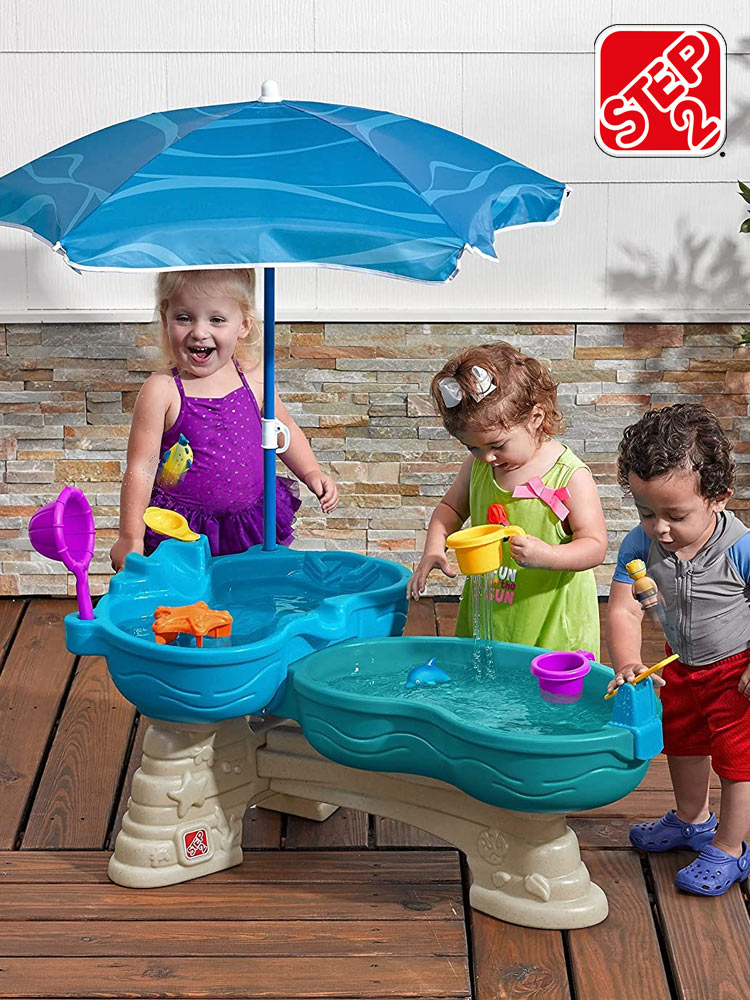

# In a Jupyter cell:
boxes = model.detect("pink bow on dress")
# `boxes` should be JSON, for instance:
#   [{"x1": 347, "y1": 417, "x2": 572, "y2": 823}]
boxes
[{"x1": 512, "y1": 476, "x2": 570, "y2": 521}]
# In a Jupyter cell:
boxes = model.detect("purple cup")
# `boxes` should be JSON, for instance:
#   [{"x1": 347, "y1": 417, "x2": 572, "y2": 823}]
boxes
[
  {"x1": 29, "y1": 486, "x2": 95, "y2": 620},
  {"x1": 529, "y1": 649, "x2": 594, "y2": 705}
]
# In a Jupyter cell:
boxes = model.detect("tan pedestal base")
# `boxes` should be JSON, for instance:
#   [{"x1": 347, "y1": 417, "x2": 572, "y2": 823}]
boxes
[{"x1": 109, "y1": 718, "x2": 608, "y2": 929}]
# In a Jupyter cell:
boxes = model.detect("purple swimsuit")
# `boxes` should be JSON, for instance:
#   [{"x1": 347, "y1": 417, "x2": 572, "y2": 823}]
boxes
[{"x1": 144, "y1": 363, "x2": 300, "y2": 557}]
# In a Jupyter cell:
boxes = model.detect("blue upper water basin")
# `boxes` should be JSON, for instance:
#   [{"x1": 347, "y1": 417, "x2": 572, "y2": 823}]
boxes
[
  {"x1": 65, "y1": 537, "x2": 410, "y2": 723},
  {"x1": 274, "y1": 636, "x2": 663, "y2": 813}
]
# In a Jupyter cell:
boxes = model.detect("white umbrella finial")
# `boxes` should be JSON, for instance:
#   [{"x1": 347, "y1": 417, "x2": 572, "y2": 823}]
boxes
[{"x1": 259, "y1": 80, "x2": 281, "y2": 103}]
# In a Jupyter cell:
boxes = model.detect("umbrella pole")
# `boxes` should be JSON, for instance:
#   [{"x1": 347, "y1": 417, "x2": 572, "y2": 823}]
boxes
[{"x1": 262, "y1": 267, "x2": 276, "y2": 551}]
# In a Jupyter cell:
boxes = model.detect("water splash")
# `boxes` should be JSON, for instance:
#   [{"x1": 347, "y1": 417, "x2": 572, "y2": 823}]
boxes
[{"x1": 470, "y1": 572, "x2": 495, "y2": 680}]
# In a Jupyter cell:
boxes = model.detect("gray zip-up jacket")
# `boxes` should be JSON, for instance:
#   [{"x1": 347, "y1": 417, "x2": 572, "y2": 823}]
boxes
[{"x1": 614, "y1": 511, "x2": 750, "y2": 667}]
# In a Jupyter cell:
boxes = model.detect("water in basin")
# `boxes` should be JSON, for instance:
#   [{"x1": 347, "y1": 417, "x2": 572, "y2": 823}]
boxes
[
  {"x1": 112, "y1": 554, "x2": 385, "y2": 648},
  {"x1": 324, "y1": 648, "x2": 610, "y2": 736},
  {"x1": 117, "y1": 591, "x2": 321, "y2": 647}
]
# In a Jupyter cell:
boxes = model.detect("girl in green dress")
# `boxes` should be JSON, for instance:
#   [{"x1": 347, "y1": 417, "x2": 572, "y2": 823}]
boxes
[{"x1": 409, "y1": 342, "x2": 606, "y2": 657}]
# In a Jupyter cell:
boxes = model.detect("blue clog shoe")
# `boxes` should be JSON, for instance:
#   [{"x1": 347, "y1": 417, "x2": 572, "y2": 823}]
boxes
[
  {"x1": 629, "y1": 810, "x2": 717, "y2": 852},
  {"x1": 674, "y1": 842, "x2": 750, "y2": 896}
]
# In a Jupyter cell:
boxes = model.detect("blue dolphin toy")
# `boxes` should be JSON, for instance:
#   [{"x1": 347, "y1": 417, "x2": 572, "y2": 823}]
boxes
[{"x1": 405, "y1": 657, "x2": 452, "y2": 690}]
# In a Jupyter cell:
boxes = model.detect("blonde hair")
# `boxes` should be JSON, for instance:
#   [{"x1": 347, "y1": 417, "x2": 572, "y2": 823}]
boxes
[
  {"x1": 430, "y1": 342, "x2": 563, "y2": 440},
  {"x1": 156, "y1": 268, "x2": 260, "y2": 367}
]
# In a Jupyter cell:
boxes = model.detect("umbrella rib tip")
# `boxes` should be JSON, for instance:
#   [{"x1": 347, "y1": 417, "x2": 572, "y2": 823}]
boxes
[{"x1": 259, "y1": 80, "x2": 282, "y2": 103}]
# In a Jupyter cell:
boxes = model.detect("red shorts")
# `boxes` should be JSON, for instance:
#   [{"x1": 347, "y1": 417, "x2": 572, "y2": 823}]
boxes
[{"x1": 661, "y1": 646, "x2": 750, "y2": 780}]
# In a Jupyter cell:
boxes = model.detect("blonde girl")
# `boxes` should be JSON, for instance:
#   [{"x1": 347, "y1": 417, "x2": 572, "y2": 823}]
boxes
[{"x1": 110, "y1": 268, "x2": 337, "y2": 570}]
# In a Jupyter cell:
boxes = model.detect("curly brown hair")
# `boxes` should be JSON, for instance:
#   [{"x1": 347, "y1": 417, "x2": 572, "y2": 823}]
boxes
[
  {"x1": 430, "y1": 342, "x2": 563, "y2": 439},
  {"x1": 617, "y1": 404, "x2": 735, "y2": 500}
]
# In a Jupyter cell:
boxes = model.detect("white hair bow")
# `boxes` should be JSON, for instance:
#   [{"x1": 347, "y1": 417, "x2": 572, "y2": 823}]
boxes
[{"x1": 438, "y1": 366, "x2": 497, "y2": 408}]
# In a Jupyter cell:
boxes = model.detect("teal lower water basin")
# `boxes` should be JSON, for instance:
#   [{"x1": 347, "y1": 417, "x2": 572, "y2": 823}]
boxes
[
  {"x1": 65, "y1": 537, "x2": 410, "y2": 723},
  {"x1": 274, "y1": 636, "x2": 662, "y2": 814}
]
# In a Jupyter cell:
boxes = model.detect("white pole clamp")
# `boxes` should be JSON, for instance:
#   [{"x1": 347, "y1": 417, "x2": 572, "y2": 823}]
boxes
[{"x1": 262, "y1": 417, "x2": 291, "y2": 455}]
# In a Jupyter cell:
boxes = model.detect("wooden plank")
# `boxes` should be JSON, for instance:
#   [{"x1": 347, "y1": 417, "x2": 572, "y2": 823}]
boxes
[
  {"x1": 570, "y1": 818, "x2": 635, "y2": 850},
  {"x1": 0, "y1": 955, "x2": 472, "y2": 998},
  {"x1": 0, "y1": 598, "x2": 77, "y2": 849},
  {"x1": 0, "y1": 918, "x2": 467, "y2": 957},
  {"x1": 637, "y1": 756, "x2": 720, "y2": 792},
  {"x1": 374, "y1": 817, "x2": 449, "y2": 848},
  {"x1": 575, "y1": 790, "x2": 720, "y2": 820},
  {"x1": 569, "y1": 852, "x2": 670, "y2": 1000},
  {"x1": 21, "y1": 655, "x2": 136, "y2": 849},
  {"x1": 242, "y1": 804, "x2": 284, "y2": 849},
  {"x1": 434, "y1": 601, "x2": 458, "y2": 636},
  {"x1": 0, "y1": 598, "x2": 24, "y2": 663},
  {"x1": 285, "y1": 807, "x2": 369, "y2": 848},
  {"x1": 470, "y1": 910, "x2": 570, "y2": 1000},
  {"x1": 650, "y1": 853, "x2": 750, "y2": 1000},
  {"x1": 0, "y1": 882, "x2": 464, "y2": 921},
  {"x1": 107, "y1": 713, "x2": 147, "y2": 851},
  {"x1": 0, "y1": 850, "x2": 462, "y2": 884},
  {"x1": 404, "y1": 599, "x2": 437, "y2": 636}
]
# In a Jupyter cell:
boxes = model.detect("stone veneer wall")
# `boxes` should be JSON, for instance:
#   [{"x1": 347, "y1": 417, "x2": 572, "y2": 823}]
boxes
[{"x1": 1, "y1": 321, "x2": 749, "y2": 597}]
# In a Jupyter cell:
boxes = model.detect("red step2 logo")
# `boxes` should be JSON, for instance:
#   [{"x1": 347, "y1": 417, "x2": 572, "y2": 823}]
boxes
[
  {"x1": 596, "y1": 25, "x2": 726, "y2": 156},
  {"x1": 183, "y1": 827, "x2": 210, "y2": 859}
]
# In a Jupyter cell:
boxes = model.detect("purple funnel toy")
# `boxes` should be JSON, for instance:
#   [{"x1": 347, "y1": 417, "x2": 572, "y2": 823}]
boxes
[
  {"x1": 29, "y1": 486, "x2": 95, "y2": 620},
  {"x1": 529, "y1": 650, "x2": 594, "y2": 705}
]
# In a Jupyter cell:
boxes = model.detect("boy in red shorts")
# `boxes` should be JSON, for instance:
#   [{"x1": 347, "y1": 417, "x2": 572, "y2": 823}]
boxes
[{"x1": 607, "y1": 404, "x2": 750, "y2": 896}]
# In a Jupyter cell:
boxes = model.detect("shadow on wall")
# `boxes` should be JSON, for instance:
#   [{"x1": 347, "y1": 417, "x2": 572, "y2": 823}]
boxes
[
  {"x1": 728, "y1": 40, "x2": 750, "y2": 143},
  {"x1": 607, "y1": 48, "x2": 750, "y2": 317},
  {"x1": 608, "y1": 218, "x2": 750, "y2": 311}
]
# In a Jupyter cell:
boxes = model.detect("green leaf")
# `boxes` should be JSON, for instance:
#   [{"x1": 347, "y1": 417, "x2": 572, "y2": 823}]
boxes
[
  {"x1": 741, "y1": 218, "x2": 750, "y2": 234},
  {"x1": 739, "y1": 181, "x2": 750, "y2": 205}
]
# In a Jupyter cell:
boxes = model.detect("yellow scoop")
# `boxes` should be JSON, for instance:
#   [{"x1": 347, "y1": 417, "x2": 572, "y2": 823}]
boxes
[
  {"x1": 446, "y1": 523, "x2": 526, "y2": 576},
  {"x1": 143, "y1": 506, "x2": 200, "y2": 543},
  {"x1": 604, "y1": 653, "x2": 679, "y2": 700}
]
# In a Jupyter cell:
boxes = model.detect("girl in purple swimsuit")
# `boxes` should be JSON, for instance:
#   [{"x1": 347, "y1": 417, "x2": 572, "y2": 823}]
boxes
[{"x1": 110, "y1": 268, "x2": 338, "y2": 570}]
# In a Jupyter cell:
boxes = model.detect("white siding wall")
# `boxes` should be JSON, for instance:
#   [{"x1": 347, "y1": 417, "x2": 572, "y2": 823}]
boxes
[{"x1": 0, "y1": 0, "x2": 748, "y2": 320}]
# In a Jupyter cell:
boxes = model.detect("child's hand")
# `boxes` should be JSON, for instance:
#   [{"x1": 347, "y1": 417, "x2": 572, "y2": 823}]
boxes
[
  {"x1": 738, "y1": 666, "x2": 750, "y2": 700},
  {"x1": 304, "y1": 471, "x2": 338, "y2": 513},
  {"x1": 509, "y1": 533, "x2": 553, "y2": 569},
  {"x1": 409, "y1": 551, "x2": 456, "y2": 600},
  {"x1": 606, "y1": 662, "x2": 666, "y2": 696},
  {"x1": 110, "y1": 536, "x2": 143, "y2": 573}
]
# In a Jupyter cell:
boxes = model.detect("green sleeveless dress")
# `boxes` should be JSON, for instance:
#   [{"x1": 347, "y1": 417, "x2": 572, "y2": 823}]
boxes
[{"x1": 454, "y1": 446, "x2": 600, "y2": 657}]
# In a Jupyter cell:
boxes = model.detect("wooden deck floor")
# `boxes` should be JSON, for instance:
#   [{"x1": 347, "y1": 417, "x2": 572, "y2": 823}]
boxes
[{"x1": 1, "y1": 597, "x2": 749, "y2": 999}]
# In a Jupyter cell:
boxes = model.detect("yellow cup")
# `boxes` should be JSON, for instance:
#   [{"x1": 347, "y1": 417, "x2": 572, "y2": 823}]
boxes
[
  {"x1": 143, "y1": 506, "x2": 200, "y2": 543},
  {"x1": 445, "y1": 523, "x2": 526, "y2": 575}
]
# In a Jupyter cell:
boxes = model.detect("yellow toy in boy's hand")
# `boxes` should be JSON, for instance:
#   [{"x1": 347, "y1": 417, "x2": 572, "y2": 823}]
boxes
[
  {"x1": 626, "y1": 558, "x2": 659, "y2": 610},
  {"x1": 156, "y1": 433, "x2": 193, "y2": 488},
  {"x1": 143, "y1": 507, "x2": 200, "y2": 543},
  {"x1": 604, "y1": 653, "x2": 679, "y2": 700}
]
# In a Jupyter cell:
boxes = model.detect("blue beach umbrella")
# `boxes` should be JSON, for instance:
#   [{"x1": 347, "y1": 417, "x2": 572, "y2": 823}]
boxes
[{"x1": 0, "y1": 80, "x2": 567, "y2": 550}]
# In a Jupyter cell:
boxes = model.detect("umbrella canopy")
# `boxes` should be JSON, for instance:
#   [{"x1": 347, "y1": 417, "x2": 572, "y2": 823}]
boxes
[
  {"x1": 0, "y1": 81, "x2": 568, "y2": 551},
  {"x1": 0, "y1": 82, "x2": 566, "y2": 282}
]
